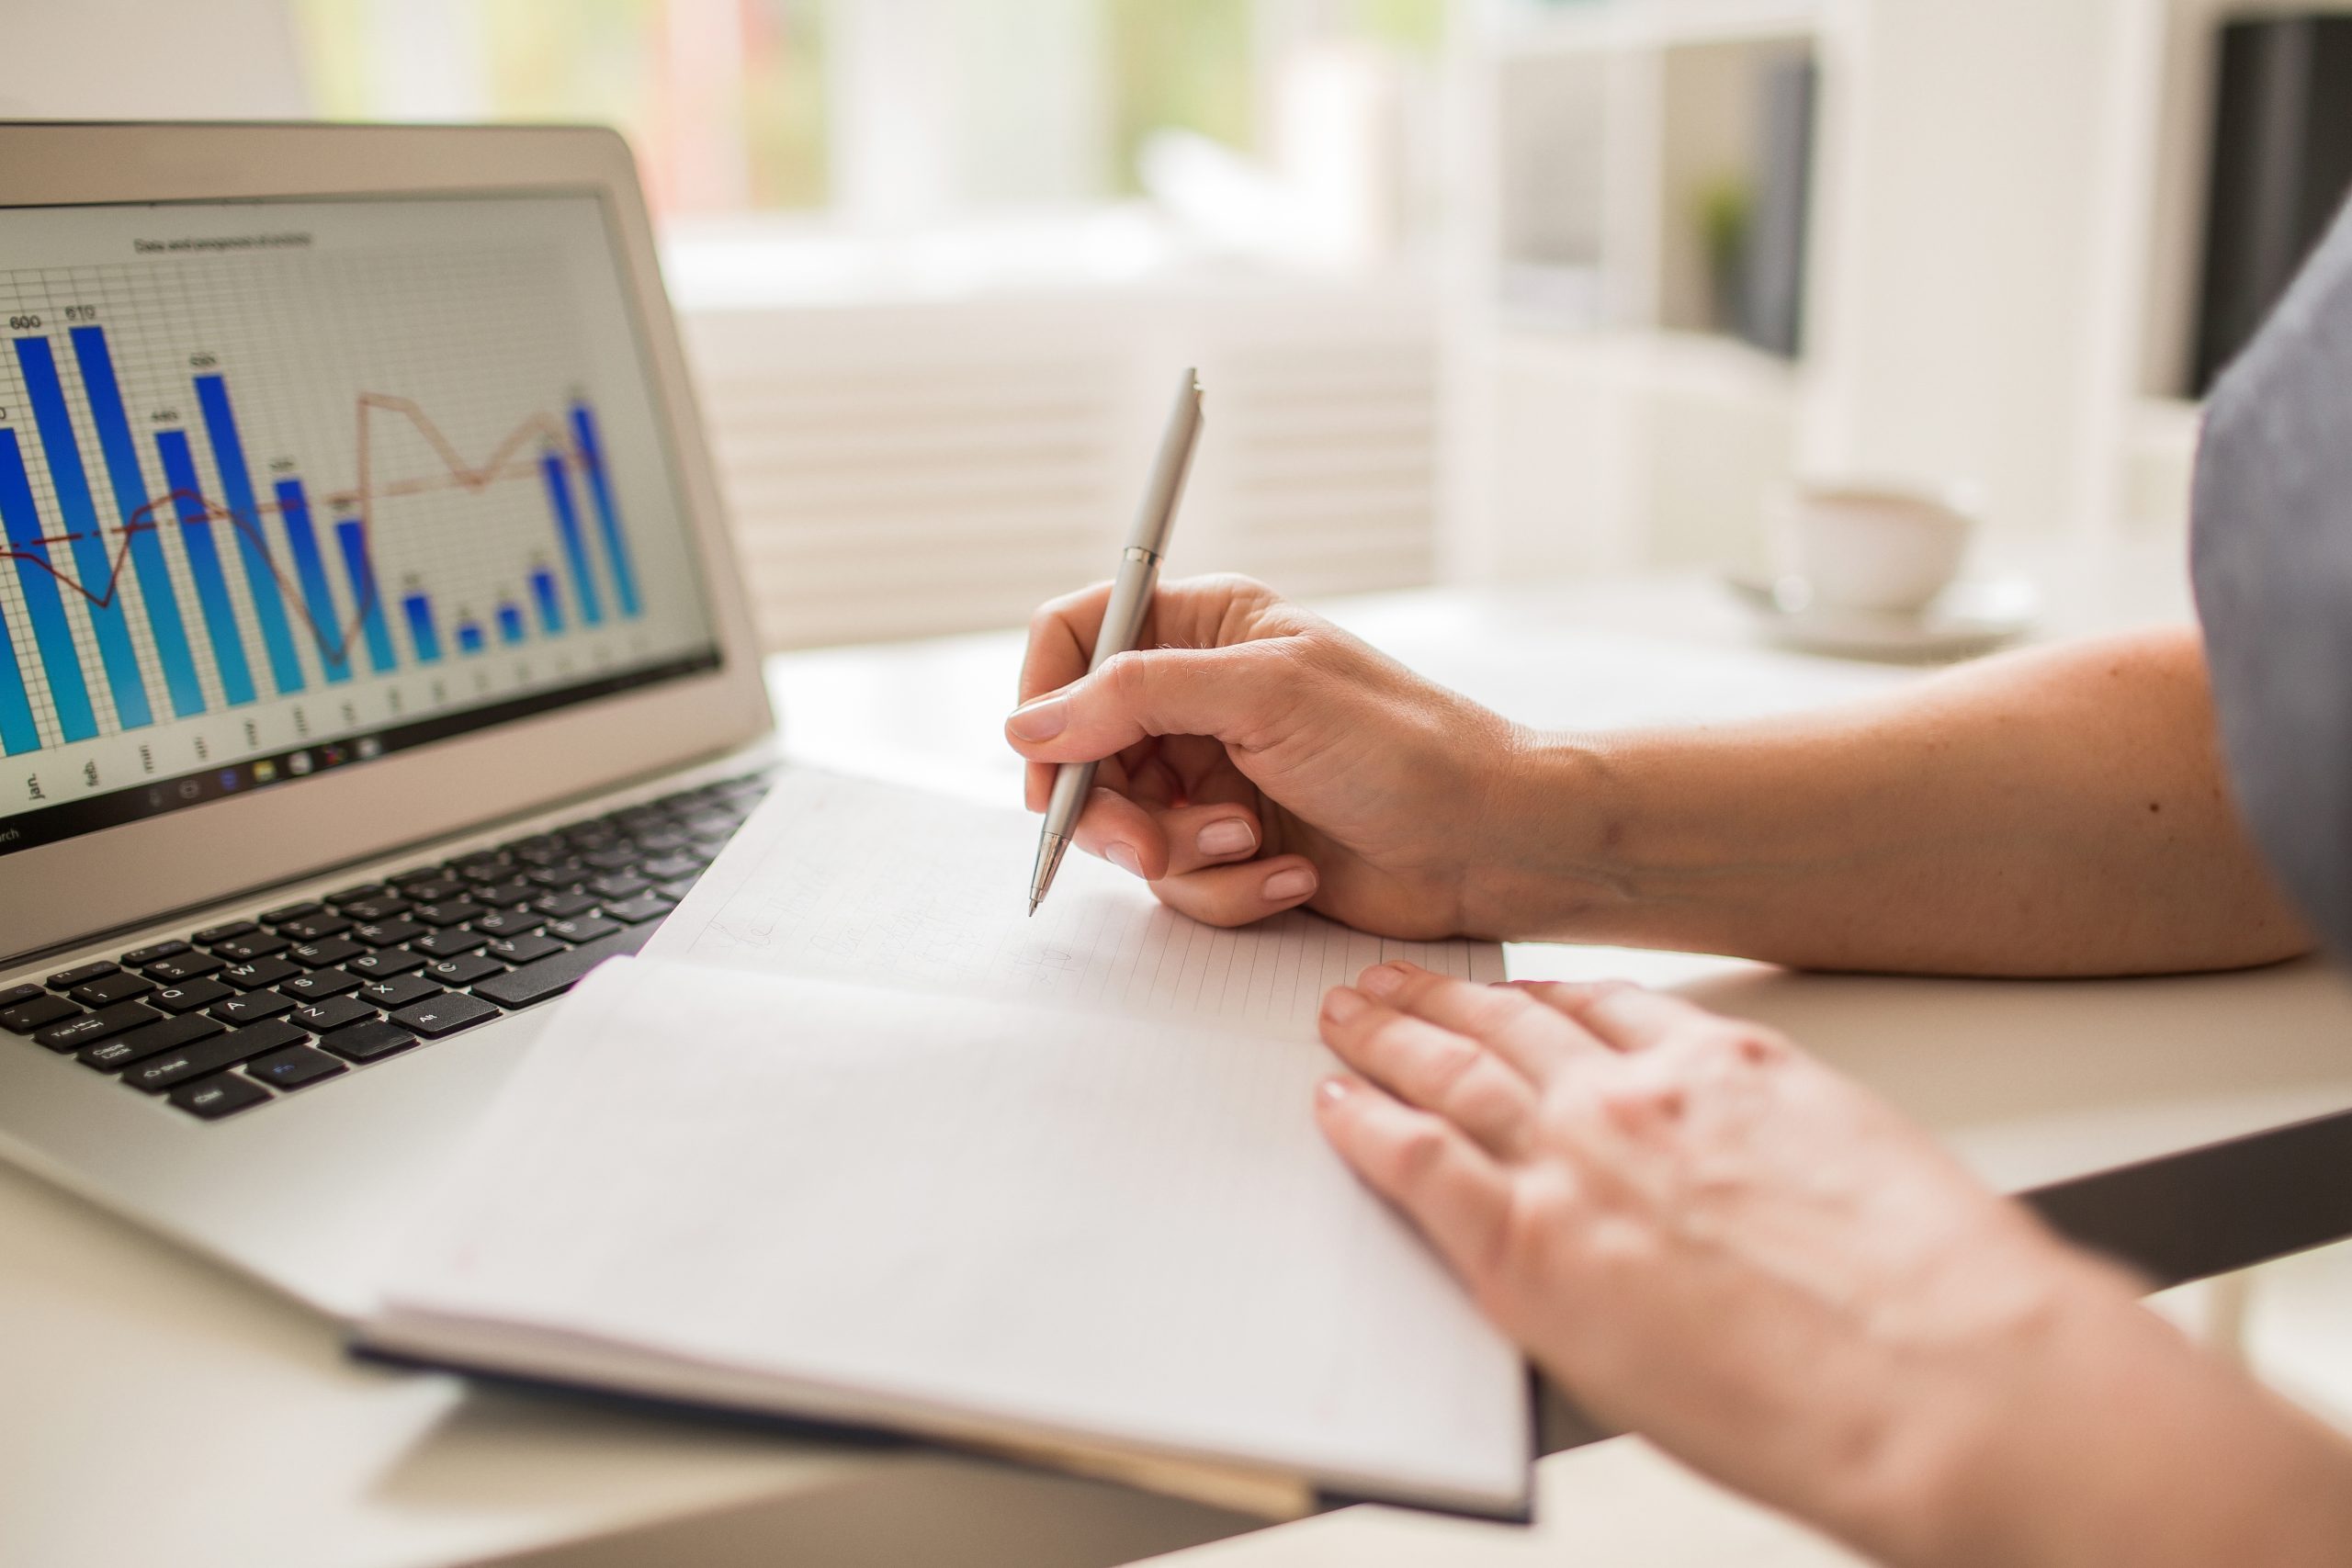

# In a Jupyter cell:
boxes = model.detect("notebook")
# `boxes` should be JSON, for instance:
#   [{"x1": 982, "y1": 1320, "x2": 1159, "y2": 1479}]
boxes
[{"x1": 357, "y1": 771, "x2": 1532, "y2": 1520}]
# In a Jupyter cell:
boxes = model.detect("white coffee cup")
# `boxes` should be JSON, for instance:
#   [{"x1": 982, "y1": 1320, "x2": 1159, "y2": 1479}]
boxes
[{"x1": 1771, "y1": 479, "x2": 1979, "y2": 615}]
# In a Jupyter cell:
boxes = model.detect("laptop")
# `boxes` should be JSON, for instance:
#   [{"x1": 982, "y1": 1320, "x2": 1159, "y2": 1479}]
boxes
[{"x1": 0, "y1": 122, "x2": 782, "y2": 1317}]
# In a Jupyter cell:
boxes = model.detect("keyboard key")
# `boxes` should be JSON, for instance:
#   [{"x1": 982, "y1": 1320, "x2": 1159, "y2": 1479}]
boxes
[
  {"x1": 352, "y1": 918, "x2": 427, "y2": 949},
  {"x1": 145, "y1": 950, "x2": 226, "y2": 982},
  {"x1": 545, "y1": 916, "x2": 621, "y2": 945},
  {"x1": 582, "y1": 845, "x2": 639, "y2": 871},
  {"x1": 209, "y1": 990, "x2": 295, "y2": 1025},
  {"x1": 119, "y1": 940, "x2": 190, "y2": 967},
  {"x1": 209, "y1": 932, "x2": 288, "y2": 963},
  {"x1": 422, "y1": 953, "x2": 506, "y2": 987},
  {"x1": 526, "y1": 861, "x2": 592, "y2": 889},
  {"x1": 639, "y1": 853, "x2": 707, "y2": 883},
  {"x1": 122, "y1": 1020, "x2": 306, "y2": 1094},
  {"x1": 289, "y1": 937, "x2": 365, "y2": 968},
  {"x1": 339, "y1": 895, "x2": 411, "y2": 922},
  {"x1": 603, "y1": 894, "x2": 679, "y2": 926},
  {"x1": 45, "y1": 961, "x2": 120, "y2": 990},
  {"x1": 413, "y1": 928, "x2": 489, "y2": 959},
  {"x1": 257, "y1": 900, "x2": 322, "y2": 926},
  {"x1": 167, "y1": 1073, "x2": 271, "y2": 1120},
  {"x1": 33, "y1": 1000, "x2": 160, "y2": 1053},
  {"x1": 190, "y1": 919, "x2": 256, "y2": 945},
  {"x1": 633, "y1": 830, "x2": 690, "y2": 856},
  {"x1": 453, "y1": 856, "x2": 514, "y2": 884},
  {"x1": 69, "y1": 971, "x2": 155, "y2": 1007},
  {"x1": 1, "y1": 995, "x2": 80, "y2": 1033},
  {"x1": 151, "y1": 977, "x2": 236, "y2": 1014},
  {"x1": 0, "y1": 982, "x2": 46, "y2": 1010},
  {"x1": 531, "y1": 891, "x2": 599, "y2": 919},
  {"x1": 221, "y1": 956, "x2": 303, "y2": 991},
  {"x1": 357, "y1": 973, "x2": 443, "y2": 1010},
  {"x1": 323, "y1": 883, "x2": 393, "y2": 908},
  {"x1": 279, "y1": 969, "x2": 362, "y2": 1002},
  {"x1": 80, "y1": 1012, "x2": 223, "y2": 1071},
  {"x1": 475, "y1": 879, "x2": 536, "y2": 908},
  {"x1": 277, "y1": 913, "x2": 353, "y2": 943},
  {"x1": 484, "y1": 933, "x2": 563, "y2": 965},
  {"x1": 389, "y1": 993, "x2": 500, "y2": 1038},
  {"x1": 473, "y1": 908, "x2": 544, "y2": 938},
  {"x1": 587, "y1": 872, "x2": 650, "y2": 900},
  {"x1": 288, "y1": 996, "x2": 377, "y2": 1033},
  {"x1": 243, "y1": 1043, "x2": 347, "y2": 1090},
  {"x1": 345, "y1": 947, "x2": 427, "y2": 980},
  {"x1": 472, "y1": 923, "x2": 655, "y2": 1010},
  {"x1": 320, "y1": 1019, "x2": 417, "y2": 1063},
  {"x1": 389, "y1": 866, "x2": 448, "y2": 888},
  {"x1": 401, "y1": 875, "x2": 467, "y2": 904},
  {"x1": 413, "y1": 900, "x2": 486, "y2": 929}
]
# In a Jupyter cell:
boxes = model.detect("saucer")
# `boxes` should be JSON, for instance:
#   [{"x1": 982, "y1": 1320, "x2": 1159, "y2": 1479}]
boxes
[{"x1": 1723, "y1": 574, "x2": 2040, "y2": 661}]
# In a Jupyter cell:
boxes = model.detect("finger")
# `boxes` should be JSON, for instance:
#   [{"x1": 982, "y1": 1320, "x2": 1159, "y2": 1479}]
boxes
[
  {"x1": 1359, "y1": 963, "x2": 1597, "y2": 1085},
  {"x1": 1540, "y1": 980, "x2": 1720, "y2": 1054},
  {"x1": 1156, "y1": 802, "x2": 1264, "y2": 876},
  {"x1": 1005, "y1": 644, "x2": 1294, "y2": 764},
  {"x1": 1146, "y1": 855, "x2": 1318, "y2": 927},
  {"x1": 1319, "y1": 987, "x2": 1537, "y2": 1155},
  {"x1": 1018, "y1": 582, "x2": 1115, "y2": 706},
  {"x1": 1069, "y1": 787, "x2": 1169, "y2": 880},
  {"x1": 1315, "y1": 1077, "x2": 1510, "y2": 1285}
]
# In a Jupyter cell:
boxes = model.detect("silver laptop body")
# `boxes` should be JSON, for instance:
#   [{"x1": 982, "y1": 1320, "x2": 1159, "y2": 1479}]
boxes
[{"x1": 0, "y1": 122, "x2": 778, "y2": 1317}]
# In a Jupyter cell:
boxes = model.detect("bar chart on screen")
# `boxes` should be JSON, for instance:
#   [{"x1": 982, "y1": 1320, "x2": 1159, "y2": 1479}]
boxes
[{"x1": 0, "y1": 319, "x2": 645, "y2": 763}]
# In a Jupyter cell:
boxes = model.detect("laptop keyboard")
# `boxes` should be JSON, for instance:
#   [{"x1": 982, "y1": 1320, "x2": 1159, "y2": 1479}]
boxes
[{"x1": 0, "y1": 771, "x2": 775, "y2": 1122}]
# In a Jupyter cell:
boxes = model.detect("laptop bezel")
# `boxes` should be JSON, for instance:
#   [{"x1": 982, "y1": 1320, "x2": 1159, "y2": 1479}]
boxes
[{"x1": 0, "y1": 121, "x2": 774, "y2": 965}]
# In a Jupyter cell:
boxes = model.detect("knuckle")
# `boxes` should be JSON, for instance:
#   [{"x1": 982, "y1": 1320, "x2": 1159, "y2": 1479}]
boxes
[{"x1": 1389, "y1": 1120, "x2": 1451, "y2": 1189}]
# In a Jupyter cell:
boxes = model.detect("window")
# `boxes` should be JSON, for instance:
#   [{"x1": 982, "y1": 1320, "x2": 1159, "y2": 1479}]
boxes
[{"x1": 291, "y1": 0, "x2": 1442, "y2": 223}]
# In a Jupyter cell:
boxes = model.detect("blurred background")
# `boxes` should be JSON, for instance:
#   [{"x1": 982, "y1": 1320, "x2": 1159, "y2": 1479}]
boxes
[{"x1": 2, "y1": 0, "x2": 2345, "y2": 652}]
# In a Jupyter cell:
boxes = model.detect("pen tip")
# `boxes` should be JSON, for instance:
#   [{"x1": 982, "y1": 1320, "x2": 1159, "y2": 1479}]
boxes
[{"x1": 1028, "y1": 896, "x2": 1042, "y2": 918}]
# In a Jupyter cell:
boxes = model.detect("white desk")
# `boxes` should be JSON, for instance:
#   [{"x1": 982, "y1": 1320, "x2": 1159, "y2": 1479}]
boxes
[{"x1": 10, "y1": 567, "x2": 2352, "y2": 1568}]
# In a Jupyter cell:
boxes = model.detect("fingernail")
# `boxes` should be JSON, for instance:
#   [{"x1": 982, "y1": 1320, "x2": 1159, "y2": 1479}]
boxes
[
  {"x1": 1007, "y1": 697, "x2": 1067, "y2": 740},
  {"x1": 1105, "y1": 843, "x2": 1142, "y2": 878},
  {"x1": 1359, "y1": 963, "x2": 1405, "y2": 999},
  {"x1": 1317, "y1": 1077, "x2": 1351, "y2": 1106},
  {"x1": 1196, "y1": 818, "x2": 1257, "y2": 858},
  {"x1": 1262, "y1": 865, "x2": 1317, "y2": 902},
  {"x1": 1322, "y1": 987, "x2": 1366, "y2": 1022}
]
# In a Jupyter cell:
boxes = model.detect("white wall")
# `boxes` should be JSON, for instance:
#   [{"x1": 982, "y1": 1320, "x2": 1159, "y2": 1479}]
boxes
[{"x1": 0, "y1": 0, "x2": 308, "y2": 118}]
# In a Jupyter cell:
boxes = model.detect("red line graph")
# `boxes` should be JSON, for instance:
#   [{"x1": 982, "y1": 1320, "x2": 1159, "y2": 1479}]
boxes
[{"x1": 0, "y1": 392, "x2": 580, "y2": 671}]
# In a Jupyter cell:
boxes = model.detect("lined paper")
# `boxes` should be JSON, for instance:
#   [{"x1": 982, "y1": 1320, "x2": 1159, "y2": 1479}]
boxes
[
  {"x1": 648, "y1": 769, "x2": 1506, "y2": 1041},
  {"x1": 375, "y1": 960, "x2": 1531, "y2": 1512}
]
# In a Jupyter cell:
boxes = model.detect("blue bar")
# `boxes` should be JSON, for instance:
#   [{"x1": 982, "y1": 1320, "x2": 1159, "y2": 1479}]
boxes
[
  {"x1": 333, "y1": 518, "x2": 397, "y2": 674},
  {"x1": 0, "y1": 602, "x2": 40, "y2": 754},
  {"x1": 495, "y1": 602, "x2": 525, "y2": 644},
  {"x1": 529, "y1": 567, "x2": 563, "y2": 635},
  {"x1": 70, "y1": 325, "x2": 204, "y2": 718},
  {"x1": 538, "y1": 452, "x2": 603, "y2": 627},
  {"x1": 401, "y1": 592, "x2": 443, "y2": 663},
  {"x1": 155, "y1": 428, "x2": 256, "y2": 706},
  {"x1": 0, "y1": 429, "x2": 97, "y2": 742},
  {"x1": 195, "y1": 375, "x2": 304, "y2": 695},
  {"x1": 273, "y1": 479, "x2": 350, "y2": 684},
  {"x1": 15, "y1": 337, "x2": 152, "y2": 729},
  {"x1": 568, "y1": 402, "x2": 640, "y2": 618},
  {"x1": 456, "y1": 620, "x2": 484, "y2": 655}
]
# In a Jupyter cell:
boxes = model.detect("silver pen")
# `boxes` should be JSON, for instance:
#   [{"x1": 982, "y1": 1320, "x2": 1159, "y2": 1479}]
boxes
[{"x1": 1029, "y1": 368, "x2": 1206, "y2": 915}]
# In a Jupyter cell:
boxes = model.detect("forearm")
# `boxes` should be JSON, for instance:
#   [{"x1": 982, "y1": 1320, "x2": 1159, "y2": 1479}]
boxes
[
  {"x1": 1478, "y1": 627, "x2": 2311, "y2": 973},
  {"x1": 1854, "y1": 1261, "x2": 2352, "y2": 1568}
]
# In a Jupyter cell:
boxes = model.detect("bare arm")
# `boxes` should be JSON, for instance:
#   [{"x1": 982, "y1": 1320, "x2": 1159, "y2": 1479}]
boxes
[{"x1": 1487, "y1": 626, "x2": 2311, "y2": 973}]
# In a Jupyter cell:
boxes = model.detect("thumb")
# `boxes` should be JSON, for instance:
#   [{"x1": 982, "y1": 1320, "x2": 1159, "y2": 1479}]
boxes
[{"x1": 1004, "y1": 645, "x2": 1287, "y2": 762}]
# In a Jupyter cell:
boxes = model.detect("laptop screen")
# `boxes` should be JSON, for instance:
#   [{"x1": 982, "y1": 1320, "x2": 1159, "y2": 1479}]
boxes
[{"x1": 0, "y1": 191, "x2": 722, "y2": 858}]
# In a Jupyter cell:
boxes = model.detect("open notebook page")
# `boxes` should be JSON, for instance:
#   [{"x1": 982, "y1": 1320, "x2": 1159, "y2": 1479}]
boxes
[
  {"x1": 368, "y1": 959, "x2": 1532, "y2": 1515},
  {"x1": 647, "y1": 769, "x2": 1505, "y2": 1041}
]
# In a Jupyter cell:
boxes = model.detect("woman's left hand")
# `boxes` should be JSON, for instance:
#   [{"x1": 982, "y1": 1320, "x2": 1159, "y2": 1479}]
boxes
[{"x1": 1313, "y1": 964, "x2": 2200, "y2": 1566}]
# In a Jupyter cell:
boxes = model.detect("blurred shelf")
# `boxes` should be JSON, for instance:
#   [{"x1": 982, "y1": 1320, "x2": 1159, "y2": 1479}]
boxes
[{"x1": 1487, "y1": 0, "x2": 1822, "y2": 57}]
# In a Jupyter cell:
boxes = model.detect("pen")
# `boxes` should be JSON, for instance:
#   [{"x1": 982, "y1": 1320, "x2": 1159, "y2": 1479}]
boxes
[{"x1": 1029, "y1": 368, "x2": 1206, "y2": 916}]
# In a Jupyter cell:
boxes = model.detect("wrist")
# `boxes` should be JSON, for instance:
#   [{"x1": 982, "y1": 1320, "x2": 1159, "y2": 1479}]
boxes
[{"x1": 1460, "y1": 731, "x2": 1639, "y2": 941}]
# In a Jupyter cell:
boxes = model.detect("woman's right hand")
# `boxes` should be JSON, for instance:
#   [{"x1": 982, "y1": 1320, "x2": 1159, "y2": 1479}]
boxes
[{"x1": 1005, "y1": 574, "x2": 1532, "y2": 938}]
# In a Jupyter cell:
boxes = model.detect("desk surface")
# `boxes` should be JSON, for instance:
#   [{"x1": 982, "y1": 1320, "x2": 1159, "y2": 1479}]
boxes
[{"x1": 10, "y1": 563, "x2": 2349, "y2": 1568}]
